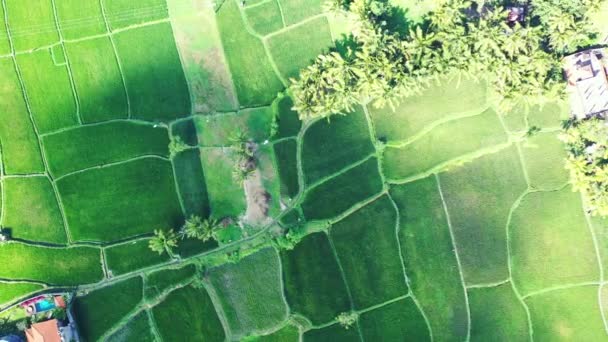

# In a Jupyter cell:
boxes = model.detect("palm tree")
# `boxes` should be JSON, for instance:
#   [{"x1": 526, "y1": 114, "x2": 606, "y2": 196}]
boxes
[
  {"x1": 149, "y1": 229, "x2": 178, "y2": 255},
  {"x1": 182, "y1": 216, "x2": 220, "y2": 242}
]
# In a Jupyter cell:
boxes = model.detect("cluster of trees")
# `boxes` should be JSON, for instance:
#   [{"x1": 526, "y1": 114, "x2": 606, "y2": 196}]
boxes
[
  {"x1": 291, "y1": 0, "x2": 602, "y2": 119},
  {"x1": 230, "y1": 131, "x2": 257, "y2": 185},
  {"x1": 149, "y1": 215, "x2": 222, "y2": 255}
]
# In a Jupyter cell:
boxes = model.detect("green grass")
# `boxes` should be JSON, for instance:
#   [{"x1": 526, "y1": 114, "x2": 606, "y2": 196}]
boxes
[
  {"x1": 280, "y1": 232, "x2": 351, "y2": 325},
  {"x1": 591, "y1": 216, "x2": 608, "y2": 275},
  {"x1": 42, "y1": 121, "x2": 169, "y2": 178},
  {"x1": 245, "y1": 0, "x2": 284, "y2": 36},
  {"x1": 510, "y1": 188, "x2": 599, "y2": 296},
  {"x1": 439, "y1": 146, "x2": 527, "y2": 285},
  {"x1": 207, "y1": 248, "x2": 288, "y2": 338},
  {"x1": 0, "y1": 5, "x2": 9, "y2": 55},
  {"x1": 74, "y1": 277, "x2": 143, "y2": 342},
  {"x1": 500, "y1": 101, "x2": 528, "y2": 133},
  {"x1": 106, "y1": 311, "x2": 155, "y2": 342},
  {"x1": 267, "y1": 16, "x2": 333, "y2": 79},
  {"x1": 279, "y1": 0, "x2": 324, "y2": 25},
  {"x1": 0, "y1": 58, "x2": 44, "y2": 175},
  {"x1": 145, "y1": 264, "x2": 197, "y2": 299},
  {"x1": 257, "y1": 144, "x2": 284, "y2": 218},
  {"x1": 152, "y1": 285, "x2": 225, "y2": 342},
  {"x1": 390, "y1": 178, "x2": 468, "y2": 341},
  {"x1": 527, "y1": 102, "x2": 568, "y2": 129},
  {"x1": 105, "y1": 239, "x2": 170, "y2": 276},
  {"x1": 200, "y1": 147, "x2": 246, "y2": 219},
  {"x1": 173, "y1": 148, "x2": 211, "y2": 217},
  {"x1": 301, "y1": 107, "x2": 374, "y2": 184},
  {"x1": 0, "y1": 243, "x2": 102, "y2": 285},
  {"x1": 468, "y1": 282, "x2": 529, "y2": 341},
  {"x1": 57, "y1": 158, "x2": 183, "y2": 242},
  {"x1": 330, "y1": 196, "x2": 407, "y2": 309},
  {"x1": 257, "y1": 324, "x2": 300, "y2": 341},
  {"x1": 5, "y1": 0, "x2": 58, "y2": 51},
  {"x1": 272, "y1": 94, "x2": 301, "y2": 139},
  {"x1": 171, "y1": 118, "x2": 198, "y2": 146},
  {"x1": 0, "y1": 282, "x2": 44, "y2": 306},
  {"x1": 301, "y1": 157, "x2": 383, "y2": 221},
  {"x1": 114, "y1": 23, "x2": 191, "y2": 121},
  {"x1": 359, "y1": 297, "x2": 430, "y2": 341},
  {"x1": 104, "y1": 0, "x2": 169, "y2": 30},
  {"x1": 217, "y1": 0, "x2": 284, "y2": 106},
  {"x1": 520, "y1": 132, "x2": 568, "y2": 190},
  {"x1": 302, "y1": 323, "x2": 360, "y2": 342},
  {"x1": 54, "y1": 0, "x2": 106, "y2": 39},
  {"x1": 194, "y1": 107, "x2": 275, "y2": 146},
  {"x1": 16, "y1": 49, "x2": 78, "y2": 134},
  {"x1": 368, "y1": 76, "x2": 488, "y2": 142},
  {"x1": 65, "y1": 37, "x2": 128, "y2": 122},
  {"x1": 174, "y1": 236, "x2": 218, "y2": 258},
  {"x1": 526, "y1": 285, "x2": 605, "y2": 341},
  {"x1": 273, "y1": 139, "x2": 299, "y2": 199},
  {"x1": 2, "y1": 176, "x2": 66, "y2": 244},
  {"x1": 383, "y1": 108, "x2": 508, "y2": 180}
]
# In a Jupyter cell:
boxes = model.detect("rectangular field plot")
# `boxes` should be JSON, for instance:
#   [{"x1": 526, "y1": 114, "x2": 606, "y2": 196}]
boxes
[
  {"x1": 54, "y1": 0, "x2": 106, "y2": 39},
  {"x1": 279, "y1": 0, "x2": 324, "y2": 25},
  {"x1": 174, "y1": 236, "x2": 217, "y2": 258},
  {"x1": 267, "y1": 16, "x2": 333, "y2": 79},
  {"x1": 106, "y1": 311, "x2": 155, "y2": 342},
  {"x1": 301, "y1": 107, "x2": 374, "y2": 185},
  {"x1": 114, "y1": 23, "x2": 191, "y2": 121},
  {"x1": 152, "y1": 285, "x2": 225, "y2": 342},
  {"x1": 510, "y1": 188, "x2": 599, "y2": 295},
  {"x1": 390, "y1": 178, "x2": 469, "y2": 341},
  {"x1": 520, "y1": 132, "x2": 568, "y2": 190},
  {"x1": 383, "y1": 108, "x2": 508, "y2": 180},
  {"x1": 301, "y1": 157, "x2": 383, "y2": 221},
  {"x1": 500, "y1": 101, "x2": 528, "y2": 133},
  {"x1": 194, "y1": 107, "x2": 274, "y2": 146},
  {"x1": 74, "y1": 277, "x2": 143, "y2": 342},
  {"x1": 56, "y1": 158, "x2": 183, "y2": 243},
  {"x1": 145, "y1": 264, "x2": 196, "y2": 299},
  {"x1": 104, "y1": 0, "x2": 169, "y2": 30},
  {"x1": 217, "y1": 0, "x2": 284, "y2": 106},
  {"x1": 207, "y1": 248, "x2": 288, "y2": 338},
  {"x1": 369, "y1": 76, "x2": 488, "y2": 142},
  {"x1": 245, "y1": 0, "x2": 284, "y2": 36},
  {"x1": 468, "y1": 282, "x2": 529, "y2": 341},
  {"x1": 360, "y1": 297, "x2": 430, "y2": 341},
  {"x1": 17, "y1": 49, "x2": 78, "y2": 134},
  {"x1": 200, "y1": 147, "x2": 246, "y2": 219},
  {"x1": 273, "y1": 94, "x2": 301, "y2": 139},
  {"x1": 439, "y1": 146, "x2": 527, "y2": 285},
  {"x1": 0, "y1": 282, "x2": 44, "y2": 306},
  {"x1": 65, "y1": 37, "x2": 128, "y2": 122},
  {"x1": 0, "y1": 58, "x2": 44, "y2": 175},
  {"x1": 5, "y1": 0, "x2": 59, "y2": 51},
  {"x1": 43, "y1": 121, "x2": 169, "y2": 178},
  {"x1": 171, "y1": 118, "x2": 198, "y2": 146},
  {"x1": 105, "y1": 239, "x2": 170, "y2": 276},
  {"x1": 274, "y1": 139, "x2": 299, "y2": 200},
  {"x1": 330, "y1": 196, "x2": 407, "y2": 309},
  {"x1": 526, "y1": 285, "x2": 605, "y2": 341},
  {"x1": 280, "y1": 232, "x2": 351, "y2": 325},
  {"x1": 0, "y1": 243, "x2": 102, "y2": 285},
  {"x1": 303, "y1": 323, "x2": 360, "y2": 341},
  {"x1": 173, "y1": 148, "x2": 210, "y2": 217},
  {"x1": 2, "y1": 176, "x2": 66, "y2": 244}
]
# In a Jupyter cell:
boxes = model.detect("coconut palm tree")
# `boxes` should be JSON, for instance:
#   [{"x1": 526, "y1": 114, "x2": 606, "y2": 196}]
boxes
[
  {"x1": 149, "y1": 229, "x2": 178, "y2": 255},
  {"x1": 182, "y1": 216, "x2": 221, "y2": 242}
]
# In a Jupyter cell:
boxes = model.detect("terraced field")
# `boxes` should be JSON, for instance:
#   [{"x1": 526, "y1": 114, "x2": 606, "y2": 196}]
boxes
[{"x1": 0, "y1": 0, "x2": 606, "y2": 341}]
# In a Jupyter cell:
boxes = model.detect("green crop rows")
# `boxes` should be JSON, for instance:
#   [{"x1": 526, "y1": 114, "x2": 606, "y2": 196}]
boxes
[{"x1": 0, "y1": 0, "x2": 606, "y2": 341}]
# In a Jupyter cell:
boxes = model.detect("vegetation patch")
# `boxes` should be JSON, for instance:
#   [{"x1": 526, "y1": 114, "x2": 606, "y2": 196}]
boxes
[
  {"x1": 105, "y1": 239, "x2": 170, "y2": 276},
  {"x1": 57, "y1": 158, "x2": 182, "y2": 243},
  {"x1": 301, "y1": 157, "x2": 383, "y2": 221},
  {"x1": 42, "y1": 121, "x2": 169, "y2": 178},
  {"x1": 152, "y1": 285, "x2": 225, "y2": 342},
  {"x1": 171, "y1": 119, "x2": 198, "y2": 146},
  {"x1": 520, "y1": 132, "x2": 568, "y2": 190},
  {"x1": 359, "y1": 297, "x2": 430, "y2": 341},
  {"x1": 106, "y1": 311, "x2": 155, "y2": 342},
  {"x1": 302, "y1": 322, "x2": 360, "y2": 342},
  {"x1": 279, "y1": 0, "x2": 324, "y2": 25},
  {"x1": 5, "y1": 0, "x2": 58, "y2": 51},
  {"x1": 200, "y1": 147, "x2": 247, "y2": 219},
  {"x1": 330, "y1": 196, "x2": 407, "y2": 309},
  {"x1": 74, "y1": 277, "x2": 143, "y2": 342},
  {"x1": 54, "y1": 0, "x2": 106, "y2": 39},
  {"x1": 145, "y1": 264, "x2": 197, "y2": 299},
  {"x1": 255, "y1": 323, "x2": 299, "y2": 341},
  {"x1": 273, "y1": 139, "x2": 299, "y2": 199},
  {"x1": 280, "y1": 232, "x2": 351, "y2": 325},
  {"x1": 105, "y1": 0, "x2": 169, "y2": 29},
  {"x1": 0, "y1": 6, "x2": 9, "y2": 55},
  {"x1": 0, "y1": 282, "x2": 44, "y2": 306},
  {"x1": 173, "y1": 148, "x2": 211, "y2": 217},
  {"x1": 0, "y1": 243, "x2": 102, "y2": 285},
  {"x1": 207, "y1": 248, "x2": 288, "y2": 338},
  {"x1": 301, "y1": 107, "x2": 374, "y2": 184},
  {"x1": 194, "y1": 107, "x2": 274, "y2": 146},
  {"x1": 273, "y1": 94, "x2": 302, "y2": 139},
  {"x1": 2, "y1": 176, "x2": 66, "y2": 244},
  {"x1": 174, "y1": 236, "x2": 217, "y2": 258},
  {"x1": 383, "y1": 108, "x2": 508, "y2": 180},
  {"x1": 439, "y1": 146, "x2": 527, "y2": 284},
  {"x1": 527, "y1": 102, "x2": 568, "y2": 129},
  {"x1": 390, "y1": 178, "x2": 468, "y2": 341},
  {"x1": 501, "y1": 102, "x2": 528, "y2": 133},
  {"x1": 510, "y1": 188, "x2": 599, "y2": 296},
  {"x1": 244, "y1": 0, "x2": 284, "y2": 36}
]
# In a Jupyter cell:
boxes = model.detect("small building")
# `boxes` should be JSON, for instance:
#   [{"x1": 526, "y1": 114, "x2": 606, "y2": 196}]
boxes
[
  {"x1": 563, "y1": 48, "x2": 608, "y2": 118},
  {"x1": 24, "y1": 320, "x2": 61, "y2": 342}
]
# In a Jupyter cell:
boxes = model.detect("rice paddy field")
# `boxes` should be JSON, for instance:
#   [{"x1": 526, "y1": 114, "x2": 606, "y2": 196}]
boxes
[{"x1": 0, "y1": 0, "x2": 605, "y2": 341}]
